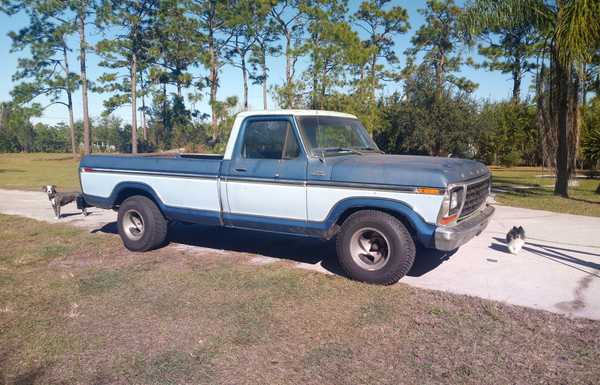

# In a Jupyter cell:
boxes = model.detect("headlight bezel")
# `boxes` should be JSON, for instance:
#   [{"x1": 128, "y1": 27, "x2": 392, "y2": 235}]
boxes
[{"x1": 437, "y1": 184, "x2": 466, "y2": 225}]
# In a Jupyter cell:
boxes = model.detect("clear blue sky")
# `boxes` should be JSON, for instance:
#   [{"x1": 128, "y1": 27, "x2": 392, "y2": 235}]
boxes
[{"x1": 0, "y1": 1, "x2": 532, "y2": 126}]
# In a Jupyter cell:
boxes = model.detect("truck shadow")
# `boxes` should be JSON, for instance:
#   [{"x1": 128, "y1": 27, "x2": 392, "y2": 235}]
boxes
[
  {"x1": 491, "y1": 237, "x2": 600, "y2": 272},
  {"x1": 94, "y1": 221, "x2": 453, "y2": 278}
]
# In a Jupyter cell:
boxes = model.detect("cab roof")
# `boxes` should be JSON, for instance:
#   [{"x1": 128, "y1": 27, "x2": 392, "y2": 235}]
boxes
[{"x1": 235, "y1": 109, "x2": 358, "y2": 119}]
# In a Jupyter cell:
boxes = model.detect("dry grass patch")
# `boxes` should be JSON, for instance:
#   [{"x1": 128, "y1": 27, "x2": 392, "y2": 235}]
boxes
[{"x1": 1, "y1": 214, "x2": 599, "y2": 385}]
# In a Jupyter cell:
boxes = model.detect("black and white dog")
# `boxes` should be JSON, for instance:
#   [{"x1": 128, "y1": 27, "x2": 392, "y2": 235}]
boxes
[
  {"x1": 42, "y1": 185, "x2": 89, "y2": 219},
  {"x1": 506, "y1": 226, "x2": 526, "y2": 254}
]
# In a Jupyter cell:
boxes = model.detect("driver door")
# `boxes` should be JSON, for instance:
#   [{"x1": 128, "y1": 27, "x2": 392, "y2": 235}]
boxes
[{"x1": 225, "y1": 116, "x2": 307, "y2": 226}]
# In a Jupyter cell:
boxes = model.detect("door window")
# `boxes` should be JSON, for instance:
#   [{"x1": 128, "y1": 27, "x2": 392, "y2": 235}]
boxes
[{"x1": 241, "y1": 119, "x2": 300, "y2": 160}]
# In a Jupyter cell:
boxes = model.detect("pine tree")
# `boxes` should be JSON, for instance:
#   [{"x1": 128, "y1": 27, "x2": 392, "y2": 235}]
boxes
[
  {"x1": 96, "y1": 0, "x2": 158, "y2": 153},
  {"x1": 249, "y1": 4, "x2": 280, "y2": 110},
  {"x1": 190, "y1": 0, "x2": 235, "y2": 142},
  {"x1": 475, "y1": 22, "x2": 539, "y2": 102},
  {"x1": 303, "y1": 0, "x2": 360, "y2": 109},
  {"x1": 353, "y1": 0, "x2": 410, "y2": 101},
  {"x1": 4, "y1": 0, "x2": 79, "y2": 156},
  {"x1": 70, "y1": 0, "x2": 95, "y2": 155},
  {"x1": 270, "y1": 0, "x2": 307, "y2": 108},
  {"x1": 226, "y1": 0, "x2": 272, "y2": 111},
  {"x1": 405, "y1": 0, "x2": 477, "y2": 155},
  {"x1": 150, "y1": 0, "x2": 201, "y2": 98}
]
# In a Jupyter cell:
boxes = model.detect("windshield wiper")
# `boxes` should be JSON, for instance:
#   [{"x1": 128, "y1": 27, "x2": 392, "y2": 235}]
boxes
[
  {"x1": 321, "y1": 147, "x2": 363, "y2": 156},
  {"x1": 357, "y1": 146, "x2": 384, "y2": 154}
]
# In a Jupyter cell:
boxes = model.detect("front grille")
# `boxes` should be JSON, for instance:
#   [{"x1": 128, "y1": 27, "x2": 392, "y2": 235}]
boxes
[{"x1": 460, "y1": 177, "x2": 490, "y2": 219}]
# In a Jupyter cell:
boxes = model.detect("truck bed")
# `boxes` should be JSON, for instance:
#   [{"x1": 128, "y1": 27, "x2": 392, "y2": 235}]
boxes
[
  {"x1": 80, "y1": 154, "x2": 222, "y2": 177},
  {"x1": 79, "y1": 153, "x2": 224, "y2": 220}
]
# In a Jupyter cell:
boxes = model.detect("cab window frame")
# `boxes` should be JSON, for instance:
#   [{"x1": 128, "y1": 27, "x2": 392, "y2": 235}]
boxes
[{"x1": 237, "y1": 116, "x2": 304, "y2": 160}]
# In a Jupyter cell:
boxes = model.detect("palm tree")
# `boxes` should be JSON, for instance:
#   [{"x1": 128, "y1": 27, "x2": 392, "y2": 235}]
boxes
[{"x1": 465, "y1": 0, "x2": 600, "y2": 197}]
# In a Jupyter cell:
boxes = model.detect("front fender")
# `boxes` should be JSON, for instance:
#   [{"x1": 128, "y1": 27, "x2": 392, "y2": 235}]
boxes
[{"x1": 319, "y1": 197, "x2": 437, "y2": 247}]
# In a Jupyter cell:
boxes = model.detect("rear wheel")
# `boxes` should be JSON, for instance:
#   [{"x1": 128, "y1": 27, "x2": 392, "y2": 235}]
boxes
[
  {"x1": 117, "y1": 196, "x2": 168, "y2": 251},
  {"x1": 336, "y1": 210, "x2": 415, "y2": 285}
]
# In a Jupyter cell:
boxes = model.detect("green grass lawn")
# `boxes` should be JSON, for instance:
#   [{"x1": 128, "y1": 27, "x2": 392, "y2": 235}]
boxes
[
  {"x1": 491, "y1": 166, "x2": 600, "y2": 217},
  {"x1": 1, "y1": 153, "x2": 599, "y2": 217},
  {"x1": 0, "y1": 153, "x2": 80, "y2": 191},
  {"x1": 0, "y1": 214, "x2": 598, "y2": 384}
]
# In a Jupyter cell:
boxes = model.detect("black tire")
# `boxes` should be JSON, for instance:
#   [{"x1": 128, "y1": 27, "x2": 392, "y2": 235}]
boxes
[
  {"x1": 117, "y1": 196, "x2": 168, "y2": 252},
  {"x1": 336, "y1": 210, "x2": 416, "y2": 285}
]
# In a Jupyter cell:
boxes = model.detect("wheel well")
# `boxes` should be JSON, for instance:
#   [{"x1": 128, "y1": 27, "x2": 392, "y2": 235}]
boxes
[
  {"x1": 335, "y1": 207, "x2": 417, "y2": 238},
  {"x1": 113, "y1": 188, "x2": 158, "y2": 209}
]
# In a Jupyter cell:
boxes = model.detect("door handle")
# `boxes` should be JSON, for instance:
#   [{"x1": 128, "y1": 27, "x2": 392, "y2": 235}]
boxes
[{"x1": 235, "y1": 167, "x2": 247, "y2": 172}]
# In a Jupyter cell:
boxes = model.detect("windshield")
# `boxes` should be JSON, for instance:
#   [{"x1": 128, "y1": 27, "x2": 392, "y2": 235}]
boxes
[{"x1": 296, "y1": 115, "x2": 380, "y2": 156}]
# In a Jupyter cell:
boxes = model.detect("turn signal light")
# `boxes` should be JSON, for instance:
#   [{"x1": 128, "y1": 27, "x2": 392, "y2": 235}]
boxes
[
  {"x1": 416, "y1": 187, "x2": 443, "y2": 195},
  {"x1": 438, "y1": 214, "x2": 458, "y2": 225}
]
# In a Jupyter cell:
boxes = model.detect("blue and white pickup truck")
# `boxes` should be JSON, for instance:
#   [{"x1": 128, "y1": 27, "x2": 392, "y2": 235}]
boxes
[{"x1": 80, "y1": 110, "x2": 494, "y2": 284}]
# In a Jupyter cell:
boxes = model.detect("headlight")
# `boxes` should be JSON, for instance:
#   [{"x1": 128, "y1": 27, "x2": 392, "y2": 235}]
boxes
[
  {"x1": 448, "y1": 186, "x2": 464, "y2": 215},
  {"x1": 450, "y1": 191, "x2": 460, "y2": 210},
  {"x1": 438, "y1": 186, "x2": 464, "y2": 225}
]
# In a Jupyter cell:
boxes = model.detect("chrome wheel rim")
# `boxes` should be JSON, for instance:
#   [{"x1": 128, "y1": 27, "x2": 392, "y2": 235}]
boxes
[
  {"x1": 123, "y1": 209, "x2": 145, "y2": 240},
  {"x1": 349, "y1": 227, "x2": 391, "y2": 271}
]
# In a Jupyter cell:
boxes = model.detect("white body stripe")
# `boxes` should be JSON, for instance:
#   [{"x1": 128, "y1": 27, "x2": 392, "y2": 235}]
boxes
[
  {"x1": 82, "y1": 171, "x2": 442, "y2": 224},
  {"x1": 307, "y1": 186, "x2": 443, "y2": 224},
  {"x1": 225, "y1": 180, "x2": 306, "y2": 220},
  {"x1": 81, "y1": 172, "x2": 220, "y2": 211}
]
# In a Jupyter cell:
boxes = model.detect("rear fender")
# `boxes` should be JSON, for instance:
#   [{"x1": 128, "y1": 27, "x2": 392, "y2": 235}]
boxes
[{"x1": 83, "y1": 182, "x2": 164, "y2": 211}]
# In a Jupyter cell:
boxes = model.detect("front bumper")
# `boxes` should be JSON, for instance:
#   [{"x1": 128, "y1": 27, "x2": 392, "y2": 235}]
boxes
[{"x1": 434, "y1": 205, "x2": 495, "y2": 251}]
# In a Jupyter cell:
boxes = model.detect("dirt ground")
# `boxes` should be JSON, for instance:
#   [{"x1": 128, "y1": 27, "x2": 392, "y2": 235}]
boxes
[{"x1": 1, "y1": 214, "x2": 599, "y2": 385}]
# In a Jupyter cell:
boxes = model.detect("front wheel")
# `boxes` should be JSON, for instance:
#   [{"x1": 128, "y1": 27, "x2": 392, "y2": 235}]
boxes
[
  {"x1": 336, "y1": 210, "x2": 416, "y2": 285},
  {"x1": 117, "y1": 196, "x2": 168, "y2": 252}
]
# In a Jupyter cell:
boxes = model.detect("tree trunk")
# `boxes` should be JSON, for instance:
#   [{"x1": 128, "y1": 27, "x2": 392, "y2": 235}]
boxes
[
  {"x1": 241, "y1": 53, "x2": 249, "y2": 111},
  {"x1": 141, "y1": 93, "x2": 147, "y2": 141},
  {"x1": 359, "y1": 63, "x2": 365, "y2": 84},
  {"x1": 140, "y1": 69, "x2": 147, "y2": 140},
  {"x1": 582, "y1": 63, "x2": 588, "y2": 106},
  {"x1": 162, "y1": 82, "x2": 167, "y2": 146},
  {"x1": 210, "y1": 61, "x2": 218, "y2": 141},
  {"x1": 370, "y1": 53, "x2": 377, "y2": 102},
  {"x1": 321, "y1": 58, "x2": 328, "y2": 110},
  {"x1": 434, "y1": 52, "x2": 445, "y2": 102},
  {"x1": 312, "y1": 70, "x2": 318, "y2": 110},
  {"x1": 261, "y1": 52, "x2": 268, "y2": 110},
  {"x1": 131, "y1": 54, "x2": 138, "y2": 154},
  {"x1": 67, "y1": 90, "x2": 77, "y2": 156},
  {"x1": 63, "y1": 45, "x2": 77, "y2": 157},
  {"x1": 433, "y1": 53, "x2": 445, "y2": 156},
  {"x1": 512, "y1": 68, "x2": 522, "y2": 103},
  {"x1": 552, "y1": 51, "x2": 569, "y2": 197},
  {"x1": 285, "y1": 31, "x2": 293, "y2": 108},
  {"x1": 311, "y1": 31, "x2": 319, "y2": 110},
  {"x1": 567, "y1": 68, "x2": 581, "y2": 178},
  {"x1": 78, "y1": 4, "x2": 91, "y2": 155},
  {"x1": 537, "y1": 64, "x2": 556, "y2": 170},
  {"x1": 209, "y1": 35, "x2": 218, "y2": 141}
]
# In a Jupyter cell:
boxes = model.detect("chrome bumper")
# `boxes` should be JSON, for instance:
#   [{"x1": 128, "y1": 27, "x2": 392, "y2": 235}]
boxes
[{"x1": 434, "y1": 205, "x2": 495, "y2": 251}]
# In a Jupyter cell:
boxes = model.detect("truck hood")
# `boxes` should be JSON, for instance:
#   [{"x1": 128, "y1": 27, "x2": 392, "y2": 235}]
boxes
[{"x1": 327, "y1": 154, "x2": 489, "y2": 188}]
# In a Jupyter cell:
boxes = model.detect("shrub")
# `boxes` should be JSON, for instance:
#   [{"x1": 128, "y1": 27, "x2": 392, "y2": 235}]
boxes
[{"x1": 501, "y1": 149, "x2": 522, "y2": 167}]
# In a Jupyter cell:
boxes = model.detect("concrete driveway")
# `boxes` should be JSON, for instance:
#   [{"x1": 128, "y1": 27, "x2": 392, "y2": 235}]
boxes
[{"x1": 1, "y1": 188, "x2": 599, "y2": 320}]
